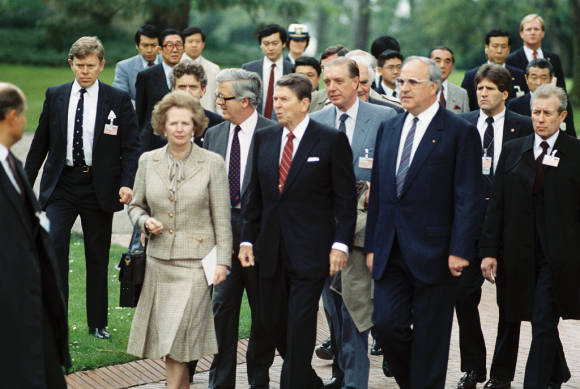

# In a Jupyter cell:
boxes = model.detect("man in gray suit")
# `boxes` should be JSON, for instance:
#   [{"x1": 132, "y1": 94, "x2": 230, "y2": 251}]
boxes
[
  {"x1": 203, "y1": 68, "x2": 276, "y2": 389},
  {"x1": 112, "y1": 24, "x2": 161, "y2": 106},
  {"x1": 311, "y1": 57, "x2": 396, "y2": 389},
  {"x1": 429, "y1": 46, "x2": 470, "y2": 114},
  {"x1": 242, "y1": 24, "x2": 293, "y2": 119}
]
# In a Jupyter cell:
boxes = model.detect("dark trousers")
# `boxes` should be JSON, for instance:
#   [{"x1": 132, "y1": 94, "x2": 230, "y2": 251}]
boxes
[
  {"x1": 42, "y1": 307, "x2": 67, "y2": 389},
  {"x1": 523, "y1": 261, "x2": 570, "y2": 388},
  {"x1": 260, "y1": 242, "x2": 325, "y2": 389},
  {"x1": 321, "y1": 278, "x2": 344, "y2": 381},
  {"x1": 372, "y1": 244, "x2": 456, "y2": 389},
  {"x1": 455, "y1": 257, "x2": 487, "y2": 375},
  {"x1": 46, "y1": 167, "x2": 113, "y2": 328},
  {"x1": 209, "y1": 209, "x2": 275, "y2": 388}
]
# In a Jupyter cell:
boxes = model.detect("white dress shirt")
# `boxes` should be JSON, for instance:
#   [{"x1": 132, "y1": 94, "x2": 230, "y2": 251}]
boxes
[
  {"x1": 523, "y1": 46, "x2": 545, "y2": 62},
  {"x1": 477, "y1": 108, "x2": 506, "y2": 172},
  {"x1": 396, "y1": 101, "x2": 440, "y2": 171},
  {"x1": 0, "y1": 144, "x2": 21, "y2": 194},
  {"x1": 381, "y1": 82, "x2": 399, "y2": 101},
  {"x1": 334, "y1": 98, "x2": 360, "y2": 145},
  {"x1": 67, "y1": 80, "x2": 98, "y2": 166},
  {"x1": 534, "y1": 130, "x2": 559, "y2": 159},
  {"x1": 161, "y1": 61, "x2": 173, "y2": 90},
  {"x1": 262, "y1": 56, "x2": 284, "y2": 111},
  {"x1": 225, "y1": 110, "x2": 258, "y2": 208}
]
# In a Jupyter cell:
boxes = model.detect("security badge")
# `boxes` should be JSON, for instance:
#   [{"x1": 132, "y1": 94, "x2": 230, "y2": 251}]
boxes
[
  {"x1": 358, "y1": 148, "x2": 373, "y2": 169},
  {"x1": 543, "y1": 149, "x2": 560, "y2": 167},
  {"x1": 104, "y1": 110, "x2": 118, "y2": 135},
  {"x1": 482, "y1": 150, "x2": 492, "y2": 175}
]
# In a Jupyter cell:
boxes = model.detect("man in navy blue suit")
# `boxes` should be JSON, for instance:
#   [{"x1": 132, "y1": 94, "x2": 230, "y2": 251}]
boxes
[{"x1": 365, "y1": 56, "x2": 482, "y2": 389}]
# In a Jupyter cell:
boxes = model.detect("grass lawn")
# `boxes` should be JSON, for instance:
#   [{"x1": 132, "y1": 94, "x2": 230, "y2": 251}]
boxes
[{"x1": 68, "y1": 232, "x2": 251, "y2": 372}]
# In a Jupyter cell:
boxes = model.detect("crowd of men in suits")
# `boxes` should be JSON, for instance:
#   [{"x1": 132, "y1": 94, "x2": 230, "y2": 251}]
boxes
[{"x1": 3, "y1": 10, "x2": 580, "y2": 389}]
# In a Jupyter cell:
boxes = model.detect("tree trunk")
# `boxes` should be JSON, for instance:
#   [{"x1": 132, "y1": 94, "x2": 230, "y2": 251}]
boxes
[
  {"x1": 354, "y1": 0, "x2": 371, "y2": 50},
  {"x1": 316, "y1": 8, "x2": 328, "y2": 54},
  {"x1": 569, "y1": 0, "x2": 580, "y2": 104}
]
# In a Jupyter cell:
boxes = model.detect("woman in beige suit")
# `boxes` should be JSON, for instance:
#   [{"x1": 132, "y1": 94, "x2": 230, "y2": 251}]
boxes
[{"x1": 127, "y1": 91, "x2": 232, "y2": 389}]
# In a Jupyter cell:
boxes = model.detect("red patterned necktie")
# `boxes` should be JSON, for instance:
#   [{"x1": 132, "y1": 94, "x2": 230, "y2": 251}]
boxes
[
  {"x1": 278, "y1": 132, "x2": 295, "y2": 193},
  {"x1": 264, "y1": 64, "x2": 276, "y2": 119},
  {"x1": 533, "y1": 50, "x2": 538, "y2": 60},
  {"x1": 440, "y1": 85, "x2": 446, "y2": 107}
]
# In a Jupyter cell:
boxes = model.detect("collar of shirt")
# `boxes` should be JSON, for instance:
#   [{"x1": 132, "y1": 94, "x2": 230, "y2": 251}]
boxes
[
  {"x1": 487, "y1": 60, "x2": 506, "y2": 68},
  {"x1": 0, "y1": 143, "x2": 8, "y2": 162},
  {"x1": 334, "y1": 98, "x2": 359, "y2": 145},
  {"x1": 477, "y1": 107, "x2": 506, "y2": 171},
  {"x1": 264, "y1": 55, "x2": 284, "y2": 70},
  {"x1": 72, "y1": 78, "x2": 99, "y2": 97},
  {"x1": 381, "y1": 83, "x2": 398, "y2": 99},
  {"x1": 140, "y1": 55, "x2": 158, "y2": 69},
  {"x1": 396, "y1": 100, "x2": 439, "y2": 170},
  {"x1": 280, "y1": 114, "x2": 310, "y2": 162},
  {"x1": 161, "y1": 61, "x2": 173, "y2": 89},
  {"x1": 182, "y1": 53, "x2": 202, "y2": 63},
  {"x1": 230, "y1": 109, "x2": 258, "y2": 136},
  {"x1": 534, "y1": 130, "x2": 559, "y2": 159},
  {"x1": 523, "y1": 46, "x2": 544, "y2": 62},
  {"x1": 477, "y1": 107, "x2": 506, "y2": 131}
]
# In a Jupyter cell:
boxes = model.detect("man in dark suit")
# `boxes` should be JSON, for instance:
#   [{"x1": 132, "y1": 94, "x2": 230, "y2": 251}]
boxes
[
  {"x1": 140, "y1": 60, "x2": 223, "y2": 151},
  {"x1": 112, "y1": 24, "x2": 161, "y2": 106},
  {"x1": 242, "y1": 24, "x2": 293, "y2": 118},
  {"x1": 203, "y1": 68, "x2": 276, "y2": 389},
  {"x1": 1, "y1": 82, "x2": 70, "y2": 389},
  {"x1": 462, "y1": 30, "x2": 528, "y2": 111},
  {"x1": 480, "y1": 84, "x2": 580, "y2": 388},
  {"x1": 506, "y1": 14, "x2": 566, "y2": 91},
  {"x1": 373, "y1": 49, "x2": 403, "y2": 101},
  {"x1": 239, "y1": 73, "x2": 356, "y2": 389},
  {"x1": 455, "y1": 64, "x2": 533, "y2": 389},
  {"x1": 135, "y1": 28, "x2": 183, "y2": 150},
  {"x1": 365, "y1": 56, "x2": 482, "y2": 389},
  {"x1": 508, "y1": 58, "x2": 575, "y2": 138},
  {"x1": 25, "y1": 37, "x2": 140, "y2": 339}
]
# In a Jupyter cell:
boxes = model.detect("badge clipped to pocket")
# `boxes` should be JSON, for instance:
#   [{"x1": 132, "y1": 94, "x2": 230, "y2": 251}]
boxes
[
  {"x1": 358, "y1": 147, "x2": 373, "y2": 169},
  {"x1": 104, "y1": 110, "x2": 118, "y2": 136},
  {"x1": 543, "y1": 150, "x2": 560, "y2": 167}
]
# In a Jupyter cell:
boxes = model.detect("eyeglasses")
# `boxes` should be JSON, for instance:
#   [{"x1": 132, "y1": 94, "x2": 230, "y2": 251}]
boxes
[
  {"x1": 163, "y1": 42, "x2": 183, "y2": 50},
  {"x1": 395, "y1": 78, "x2": 429, "y2": 87},
  {"x1": 215, "y1": 93, "x2": 236, "y2": 103}
]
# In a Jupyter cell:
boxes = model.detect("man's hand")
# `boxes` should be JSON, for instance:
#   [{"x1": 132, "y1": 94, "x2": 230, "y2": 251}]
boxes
[
  {"x1": 238, "y1": 245, "x2": 255, "y2": 267},
  {"x1": 213, "y1": 264, "x2": 228, "y2": 285},
  {"x1": 119, "y1": 186, "x2": 133, "y2": 204},
  {"x1": 329, "y1": 248, "x2": 347, "y2": 276},
  {"x1": 145, "y1": 217, "x2": 164, "y2": 235},
  {"x1": 364, "y1": 181, "x2": 371, "y2": 209},
  {"x1": 449, "y1": 255, "x2": 469, "y2": 276},
  {"x1": 366, "y1": 252, "x2": 374, "y2": 273},
  {"x1": 140, "y1": 232, "x2": 147, "y2": 247},
  {"x1": 481, "y1": 257, "x2": 497, "y2": 284}
]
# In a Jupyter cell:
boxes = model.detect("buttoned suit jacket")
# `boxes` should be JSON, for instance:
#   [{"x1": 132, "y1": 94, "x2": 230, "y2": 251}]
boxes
[
  {"x1": 129, "y1": 144, "x2": 232, "y2": 265},
  {"x1": 202, "y1": 113, "x2": 275, "y2": 198},
  {"x1": 462, "y1": 64, "x2": 529, "y2": 112},
  {"x1": 112, "y1": 54, "x2": 161, "y2": 106},
  {"x1": 506, "y1": 47, "x2": 566, "y2": 91},
  {"x1": 479, "y1": 132, "x2": 580, "y2": 321},
  {"x1": 446, "y1": 81, "x2": 470, "y2": 114},
  {"x1": 135, "y1": 63, "x2": 170, "y2": 133},
  {"x1": 241, "y1": 58, "x2": 294, "y2": 114},
  {"x1": 25, "y1": 81, "x2": 140, "y2": 213},
  {"x1": 311, "y1": 100, "x2": 396, "y2": 181},
  {"x1": 1, "y1": 154, "x2": 70, "y2": 388},
  {"x1": 365, "y1": 104, "x2": 482, "y2": 285},
  {"x1": 240, "y1": 119, "x2": 357, "y2": 280},
  {"x1": 507, "y1": 93, "x2": 576, "y2": 138}
]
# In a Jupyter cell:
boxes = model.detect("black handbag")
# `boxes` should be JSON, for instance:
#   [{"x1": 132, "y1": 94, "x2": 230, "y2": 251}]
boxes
[{"x1": 118, "y1": 223, "x2": 146, "y2": 307}]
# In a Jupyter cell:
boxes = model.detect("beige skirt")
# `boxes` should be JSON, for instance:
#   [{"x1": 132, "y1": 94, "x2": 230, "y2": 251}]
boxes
[{"x1": 127, "y1": 256, "x2": 217, "y2": 362}]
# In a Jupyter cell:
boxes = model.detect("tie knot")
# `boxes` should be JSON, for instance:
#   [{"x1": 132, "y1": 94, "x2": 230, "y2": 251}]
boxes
[
  {"x1": 486, "y1": 116, "x2": 494, "y2": 125},
  {"x1": 271, "y1": 63, "x2": 276, "y2": 69},
  {"x1": 79, "y1": 88, "x2": 87, "y2": 95},
  {"x1": 340, "y1": 113, "x2": 348, "y2": 123},
  {"x1": 234, "y1": 125, "x2": 242, "y2": 134},
  {"x1": 540, "y1": 141, "x2": 549, "y2": 153},
  {"x1": 412, "y1": 117, "x2": 419, "y2": 125},
  {"x1": 287, "y1": 132, "x2": 295, "y2": 141},
  {"x1": 148, "y1": 61, "x2": 155, "y2": 67}
]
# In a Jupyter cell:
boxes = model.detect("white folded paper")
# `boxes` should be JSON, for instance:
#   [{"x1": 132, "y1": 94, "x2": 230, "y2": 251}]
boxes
[{"x1": 201, "y1": 246, "x2": 217, "y2": 286}]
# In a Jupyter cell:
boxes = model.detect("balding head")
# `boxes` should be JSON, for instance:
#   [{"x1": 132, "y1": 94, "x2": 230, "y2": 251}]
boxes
[{"x1": 0, "y1": 82, "x2": 27, "y2": 148}]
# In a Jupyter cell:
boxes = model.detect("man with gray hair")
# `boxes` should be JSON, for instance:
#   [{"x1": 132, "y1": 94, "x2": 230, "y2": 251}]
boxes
[
  {"x1": 203, "y1": 68, "x2": 276, "y2": 389},
  {"x1": 365, "y1": 56, "x2": 482, "y2": 389},
  {"x1": 480, "y1": 84, "x2": 579, "y2": 388}
]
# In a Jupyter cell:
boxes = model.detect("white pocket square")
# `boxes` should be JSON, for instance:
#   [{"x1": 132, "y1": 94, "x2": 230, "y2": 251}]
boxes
[{"x1": 307, "y1": 156, "x2": 320, "y2": 162}]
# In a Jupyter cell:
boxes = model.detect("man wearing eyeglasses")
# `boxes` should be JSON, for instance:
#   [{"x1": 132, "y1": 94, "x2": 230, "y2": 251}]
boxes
[
  {"x1": 242, "y1": 24, "x2": 293, "y2": 119},
  {"x1": 365, "y1": 56, "x2": 482, "y2": 389},
  {"x1": 203, "y1": 68, "x2": 276, "y2": 389},
  {"x1": 135, "y1": 28, "x2": 184, "y2": 152}
]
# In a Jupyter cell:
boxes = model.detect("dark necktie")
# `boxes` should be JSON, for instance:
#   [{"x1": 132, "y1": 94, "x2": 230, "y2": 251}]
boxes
[
  {"x1": 483, "y1": 116, "x2": 495, "y2": 196},
  {"x1": 264, "y1": 64, "x2": 276, "y2": 119},
  {"x1": 278, "y1": 132, "x2": 295, "y2": 193},
  {"x1": 534, "y1": 141, "x2": 550, "y2": 193},
  {"x1": 147, "y1": 60, "x2": 155, "y2": 67},
  {"x1": 396, "y1": 117, "x2": 419, "y2": 197},
  {"x1": 338, "y1": 113, "x2": 348, "y2": 134},
  {"x1": 228, "y1": 125, "x2": 242, "y2": 206},
  {"x1": 73, "y1": 88, "x2": 87, "y2": 167},
  {"x1": 440, "y1": 85, "x2": 446, "y2": 107},
  {"x1": 6, "y1": 152, "x2": 24, "y2": 195},
  {"x1": 392, "y1": 90, "x2": 397, "y2": 98}
]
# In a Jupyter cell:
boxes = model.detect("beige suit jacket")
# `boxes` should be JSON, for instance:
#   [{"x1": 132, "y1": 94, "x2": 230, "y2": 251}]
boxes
[{"x1": 129, "y1": 144, "x2": 232, "y2": 266}]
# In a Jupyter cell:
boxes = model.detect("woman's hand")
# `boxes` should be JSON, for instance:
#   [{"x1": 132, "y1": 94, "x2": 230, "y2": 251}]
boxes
[
  {"x1": 213, "y1": 265, "x2": 229, "y2": 285},
  {"x1": 145, "y1": 217, "x2": 164, "y2": 235}
]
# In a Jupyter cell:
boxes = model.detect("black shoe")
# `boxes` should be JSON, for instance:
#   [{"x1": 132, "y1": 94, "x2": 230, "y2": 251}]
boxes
[
  {"x1": 548, "y1": 383, "x2": 562, "y2": 389},
  {"x1": 458, "y1": 371, "x2": 486, "y2": 389},
  {"x1": 316, "y1": 339, "x2": 334, "y2": 360},
  {"x1": 88, "y1": 327, "x2": 111, "y2": 339},
  {"x1": 483, "y1": 378, "x2": 511, "y2": 389},
  {"x1": 323, "y1": 376, "x2": 343, "y2": 389},
  {"x1": 382, "y1": 357, "x2": 393, "y2": 377},
  {"x1": 370, "y1": 339, "x2": 383, "y2": 355}
]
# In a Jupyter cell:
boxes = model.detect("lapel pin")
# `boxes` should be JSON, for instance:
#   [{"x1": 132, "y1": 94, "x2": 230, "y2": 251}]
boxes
[
  {"x1": 510, "y1": 128, "x2": 515, "y2": 133},
  {"x1": 432, "y1": 139, "x2": 437, "y2": 143}
]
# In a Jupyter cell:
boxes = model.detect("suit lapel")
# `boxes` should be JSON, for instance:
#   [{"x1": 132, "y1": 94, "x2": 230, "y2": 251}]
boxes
[
  {"x1": 266, "y1": 127, "x2": 283, "y2": 196},
  {"x1": 93, "y1": 81, "x2": 109, "y2": 151},
  {"x1": 241, "y1": 117, "x2": 268, "y2": 195},
  {"x1": 503, "y1": 109, "x2": 520, "y2": 144},
  {"x1": 0, "y1": 162, "x2": 33, "y2": 235},
  {"x1": 58, "y1": 83, "x2": 74, "y2": 142},
  {"x1": 179, "y1": 146, "x2": 205, "y2": 187},
  {"x1": 352, "y1": 102, "x2": 372, "y2": 157},
  {"x1": 215, "y1": 122, "x2": 229, "y2": 159},
  {"x1": 386, "y1": 115, "x2": 405, "y2": 196},
  {"x1": 282, "y1": 122, "x2": 319, "y2": 195}
]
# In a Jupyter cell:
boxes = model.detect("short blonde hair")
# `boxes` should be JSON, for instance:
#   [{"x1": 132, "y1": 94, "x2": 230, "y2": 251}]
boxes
[
  {"x1": 68, "y1": 36, "x2": 105, "y2": 61},
  {"x1": 520, "y1": 14, "x2": 545, "y2": 32},
  {"x1": 151, "y1": 91, "x2": 208, "y2": 138}
]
